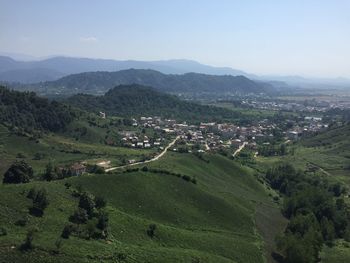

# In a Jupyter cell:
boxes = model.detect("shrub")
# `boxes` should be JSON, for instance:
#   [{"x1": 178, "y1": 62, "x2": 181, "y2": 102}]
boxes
[
  {"x1": 20, "y1": 227, "x2": 38, "y2": 251},
  {"x1": 29, "y1": 188, "x2": 49, "y2": 217},
  {"x1": 147, "y1": 224, "x2": 157, "y2": 238},
  {"x1": 0, "y1": 227, "x2": 7, "y2": 236},
  {"x1": 182, "y1": 175, "x2": 191, "y2": 182},
  {"x1": 15, "y1": 216, "x2": 29, "y2": 227},
  {"x1": 3, "y1": 161, "x2": 33, "y2": 184},
  {"x1": 69, "y1": 208, "x2": 88, "y2": 224},
  {"x1": 61, "y1": 223, "x2": 76, "y2": 239},
  {"x1": 79, "y1": 192, "x2": 96, "y2": 217},
  {"x1": 96, "y1": 211, "x2": 109, "y2": 231},
  {"x1": 95, "y1": 196, "x2": 107, "y2": 209}
]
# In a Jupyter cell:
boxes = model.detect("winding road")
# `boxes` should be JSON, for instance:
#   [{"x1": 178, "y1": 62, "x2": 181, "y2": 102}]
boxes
[
  {"x1": 105, "y1": 136, "x2": 180, "y2": 172},
  {"x1": 232, "y1": 142, "x2": 248, "y2": 157}
]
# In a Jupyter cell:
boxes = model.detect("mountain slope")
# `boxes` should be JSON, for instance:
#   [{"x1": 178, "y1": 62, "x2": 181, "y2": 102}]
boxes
[
  {"x1": 0, "y1": 86, "x2": 75, "y2": 132},
  {"x1": 0, "y1": 56, "x2": 250, "y2": 83},
  {"x1": 22, "y1": 69, "x2": 272, "y2": 96},
  {"x1": 0, "y1": 151, "x2": 274, "y2": 262},
  {"x1": 65, "y1": 84, "x2": 241, "y2": 121}
]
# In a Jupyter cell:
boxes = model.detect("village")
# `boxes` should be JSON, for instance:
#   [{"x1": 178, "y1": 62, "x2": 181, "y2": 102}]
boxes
[
  {"x1": 118, "y1": 114, "x2": 329, "y2": 154},
  {"x1": 62, "y1": 112, "x2": 331, "y2": 176}
]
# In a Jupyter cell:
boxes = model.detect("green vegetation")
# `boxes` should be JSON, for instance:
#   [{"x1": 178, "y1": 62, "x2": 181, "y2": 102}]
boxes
[
  {"x1": 21, "y1": 68, "x2": 272, "y2": 96},
  {"x1": 3, "y1": 160, "x2": 34, "y2": 184},
  {"x1": 66, "y1": 84, "x2": 245, "y2": 122},
  {"x1": 0, "y1": 152, "x2": 280, "y2": 262},
  {"x1": 0, "y1": 86, "x2": 75, "y2": 132},
  {"x1": 265, "y1": 162, "x2": 349, "y2": 263}
]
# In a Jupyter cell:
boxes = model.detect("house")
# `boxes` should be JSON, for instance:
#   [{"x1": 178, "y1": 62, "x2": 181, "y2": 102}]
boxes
[
  {"x1": 287, "y1": 131, "x2": 299, "y2": 140},
  {"x1": 99, "y1": 112, "x2": 106, "y2": 119},
  {"x1": 70, "y1": 163, "x2": 86, "y2": 176}
]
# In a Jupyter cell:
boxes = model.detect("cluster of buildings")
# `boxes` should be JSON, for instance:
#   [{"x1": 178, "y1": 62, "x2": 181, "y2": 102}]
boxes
[
  {"x1": 286, "y1": 116, "x2": 328, "y2": 140},
  {"x1": 120, "y1": 131, "x2": 163, "y2": 149},
  {"x1": 121, "y1": 117, "x2": 281, "y2": 152}
]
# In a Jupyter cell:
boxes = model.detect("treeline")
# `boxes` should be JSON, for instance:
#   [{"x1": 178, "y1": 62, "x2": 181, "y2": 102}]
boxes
[
  {"x1": 266, "y1": 164, "x2": 349, "y2": 263},
  {"x1": 0, "y1": 86, "x2": 76, "y2": 132},
  {"x1": 258, "y1": 143, "x2": 287, "y2": 157},
  {"x1": 65, "y1": 84, "x2": 242, "y2": 122}
]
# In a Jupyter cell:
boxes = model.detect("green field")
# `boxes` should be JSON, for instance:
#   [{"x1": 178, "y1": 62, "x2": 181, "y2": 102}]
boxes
[
  {"x1": 0, "y1": 123, "x2": 158, "y2": 181},
  {"x1": 0, "y1": 150, "x2": 285, "y2": 262}
]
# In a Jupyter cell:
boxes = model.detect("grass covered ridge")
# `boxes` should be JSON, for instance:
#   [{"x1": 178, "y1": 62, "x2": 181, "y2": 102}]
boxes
[{"x1": 0, "y1": 152, "x2": 277, "y2": 263}]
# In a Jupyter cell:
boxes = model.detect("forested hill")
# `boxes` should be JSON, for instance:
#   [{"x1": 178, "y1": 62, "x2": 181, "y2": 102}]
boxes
[
  {"x1": 0, "y1": 86, "x2": 75, "y2": 132},
  {"x1": 22, "y1": 69, "x2": 273, "y2": 96},
  {"x1": 65, "y1": 84, "x2": 241, "y2": 121},
  {"x1": 301, "y1": 123, "x2": 350, "y2": 148}
]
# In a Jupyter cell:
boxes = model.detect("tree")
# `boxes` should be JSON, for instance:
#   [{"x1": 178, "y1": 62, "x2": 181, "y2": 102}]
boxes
[
  {"x1": 61, "y1": 223, "x2": 75, "y2": 239},
  {"x1": 96, "y1": 211, "x2": 109, "y2": 231},
  {"x1": 94, "y1": 196, "x2": 107, "y2": 209},
  {"x1": 79, "y1": 192, "x2": 96, "y2": 217},
  {"x1": 69, "y1": 208, "x2": 88, "y2": 224},
  {"x1": 147, "y1": 224, "x2": 157, "y2": 238},
  {"x1": 43, "y1": 162, "x2": 57, "y2": 181},
  {"x1": 320, "y1": 217, "x2": 335, "y2": 241},
  {"x1": 29, "y1": 188, "x2": 49, "y2": 217},
  {"x1": 3, "y1": 160, "x2": 33, "y2": 184},
  {"x1": 20, "y1": 227, "x2": 38, "y2": 251}
]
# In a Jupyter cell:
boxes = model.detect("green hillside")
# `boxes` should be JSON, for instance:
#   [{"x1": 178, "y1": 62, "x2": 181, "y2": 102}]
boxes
[
  {"x1": 19, "y1": 69, "x2": 273, "y2": 96},
  {"x1": 66, "y1": 84, "x2": 242, "y2": 121},
  {"x1": 0, "y1": 152, "x2": 281, "y2": 263}
]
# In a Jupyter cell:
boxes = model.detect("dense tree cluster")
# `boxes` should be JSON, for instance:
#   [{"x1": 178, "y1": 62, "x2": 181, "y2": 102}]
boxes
[
  {"x1": 0, "y1": 86, "x2": 75, "y2": 132},
  {"x1": 3, "y1": 160, "x2": 33, "y2": 184},
  {"x1": 267, "y1": 164, "x2": 349, "y2": 263},
  {"x1": 258, "y1": 143, "x2": 287, "y2": 157},
  {"x1": 27, "y1": 187, "x2": 49, "y2": 217},
  {"x1": 66, "y1": 84, "x2": 242, "y2": 122},
  {"x1": 63, "y1": 190, "x2": 108, "y2": 240}
]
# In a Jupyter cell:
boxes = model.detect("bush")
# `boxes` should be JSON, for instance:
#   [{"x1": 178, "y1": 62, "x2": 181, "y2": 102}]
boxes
[
  {"x1": 182, "y1": 175, "x2": 191, "y2": 182},
  {"x1": 79, "y1": 192, "x2": 96, "y2": 217},
  {"x1": 96, "y1": 211, "x2": 109, "y2": 231},
  {"x1": 3, "y1": 160, "x2": 33, "y2": 184},
  {"x1": 147, "y1": 224, "x2": 157, "y2": 238},
  {"x1": 20, "y1": 227, "x2": 38, "y2": 251},
  {"x1": 69, "y1": 208, "x2": 88, "y2": 224},
  {"x1": 29, "y1": 188, "x2": 49, "y2": 217},
  {"x1": 61, "y1": 223, "x2": 76, "y2": 239},
  {"x1": 95, "y1": 196, "x2": 107, "y2": 209},
  {"x1": 15, "y1": 216, "x2": 29, "y2": 227},
  {"x1": 0, "y1": 227, "x2": 7, "y2": 236}
]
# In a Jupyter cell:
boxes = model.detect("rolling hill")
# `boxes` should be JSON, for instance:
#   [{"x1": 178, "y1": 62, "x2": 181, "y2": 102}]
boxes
[
  {"x1": 19, "y1": 69, "x2": 272, "y2": 96},
  {"x1": 0, "y1": 149, "x2": 282, "y2": 262},
  {"x1": 65, "y1": 84, "x2": 243, "y2": 121}
]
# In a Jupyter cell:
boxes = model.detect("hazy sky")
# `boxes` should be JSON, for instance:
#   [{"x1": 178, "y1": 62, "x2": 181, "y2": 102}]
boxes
[{"x1": 1, "y1": 0, "x2": 349, "y2": 77}]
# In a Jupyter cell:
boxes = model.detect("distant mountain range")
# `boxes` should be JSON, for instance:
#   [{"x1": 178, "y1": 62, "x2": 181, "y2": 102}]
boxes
[
  {"x1": 0, "y1": 55, "x2": 250, "y2": 83},
  {"x1": 18, "y1": 69, "x2": 273, "y2": 96},
  {"x1": 1, "y1": 54, "x2": 348, "y2": 90}
]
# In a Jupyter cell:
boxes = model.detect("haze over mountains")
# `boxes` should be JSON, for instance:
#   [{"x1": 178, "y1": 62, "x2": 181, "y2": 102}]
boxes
[
  {"x1": 0, "y1": 55, "x2": 249, "y2": 83},
  {"x1": 19, "y1": 69, "x2": 272, "y2": 96},
  {"x1": 1, "y1": 54, "x2": 349, "y2": 92}
]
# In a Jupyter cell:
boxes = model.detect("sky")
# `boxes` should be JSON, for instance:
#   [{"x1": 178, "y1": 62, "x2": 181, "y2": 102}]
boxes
[{"x1": 0, "y1": 0, "x2": 350, "y2": 78}]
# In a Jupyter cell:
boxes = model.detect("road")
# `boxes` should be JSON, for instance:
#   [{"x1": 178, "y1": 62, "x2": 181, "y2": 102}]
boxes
[
  {"x1": 105, "y1": 136, "x2": 180, "y2": 172},
  {"x1": 232, "y1": 142, "x2": 248, "y2": 157}
]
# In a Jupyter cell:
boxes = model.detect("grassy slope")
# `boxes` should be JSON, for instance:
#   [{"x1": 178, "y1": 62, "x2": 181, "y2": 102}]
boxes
[
  {"x1": 0, "y1": 152, "x2": 279, "y2": 262},
  {"x1": 0, "y1": 123, "x2": 157, "y2": 180},
  {"x1": 255, "y1": 124, "x2": 350, "y2": 262}
]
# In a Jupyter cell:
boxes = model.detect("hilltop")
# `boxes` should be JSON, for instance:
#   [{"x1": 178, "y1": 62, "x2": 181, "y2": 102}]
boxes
[
  {"x1": 65, "y1": 84, "x2": 243, "y2": 121},
  {"x1": 14, "y1": 69, "x2": 272, "y2": 97}
]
